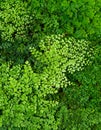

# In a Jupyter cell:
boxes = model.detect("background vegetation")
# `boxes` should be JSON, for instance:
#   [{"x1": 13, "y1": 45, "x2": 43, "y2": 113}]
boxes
[{"x1": 0, "y1": 0, "x2": 101, "y2": 129}]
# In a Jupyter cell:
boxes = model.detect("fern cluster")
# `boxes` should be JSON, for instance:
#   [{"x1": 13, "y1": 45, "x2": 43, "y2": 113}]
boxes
[{"x1": 0, "y1": 0, "x2": 101, "y2": 129}]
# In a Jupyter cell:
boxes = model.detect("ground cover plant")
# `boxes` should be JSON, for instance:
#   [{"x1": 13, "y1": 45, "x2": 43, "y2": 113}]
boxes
[{"x1": 0, "y1": 0, "x2": 101, "y2": 129}]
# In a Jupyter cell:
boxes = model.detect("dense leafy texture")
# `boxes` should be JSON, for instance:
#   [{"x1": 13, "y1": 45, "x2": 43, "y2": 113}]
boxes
[
  {"x1": 0, "y1": 34, "x2": 93, "y2": 129},
  {"x1": 0, "y1": 0, "x2": 101, "y2": 129},
  {"x1": 0, "y1": 62, "x2": 59, "y2": 129},
  {"x1": 27, "y1": 0, "x2": 101, "y2": 40}
]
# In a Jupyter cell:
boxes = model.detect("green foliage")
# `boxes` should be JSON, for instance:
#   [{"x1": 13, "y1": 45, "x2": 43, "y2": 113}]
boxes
[
  {"x1": 0, "y1": 34, "x2": 93, "y2": 129},
  {"x1": 0, "y1": 0, "x2": 34, "y2": 64},
  {"x1": 0, "y1": 0, "x2": 32, "y2": 42},
  {"x1": 0, "y1": 0, "x2": 101, "y2": 129},
  {"x1": 56, "y1": 43, "x2": 101, "y2": 130},
  {"x1": 1, "y1": 0, "x2": 101, "y2": 53},
  {"x1": 1, "y1": 0, "x2": 100, "y2": 65},
  {"x1": 57, "y1": 105, "x2": 101, "y2": 130},
  {"x1": 28, "y1": 0, "x2": 101, "y2": 40},
  {"x1": 0, "y1": 62, "x2": 59, "y2": 129},
  {"x1": 30, "y1": 34, "x2": 92, "y2": 74},
  {"x1": 60, "y1": 0, "x2": 101, "y2": 40}
]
